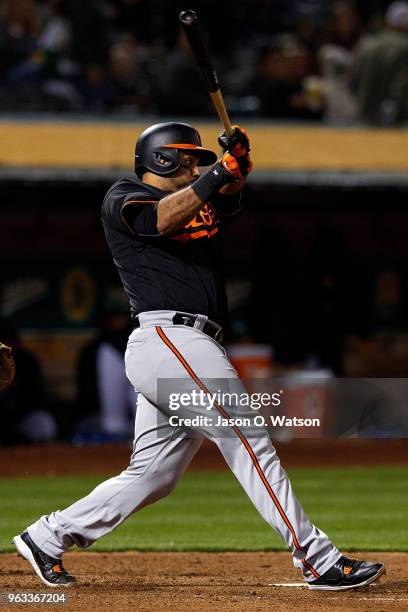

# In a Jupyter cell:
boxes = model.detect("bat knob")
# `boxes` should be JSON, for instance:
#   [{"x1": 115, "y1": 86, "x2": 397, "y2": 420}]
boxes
[{"x1": 179, "y1": 9, "x2": 198, "y2": 25}]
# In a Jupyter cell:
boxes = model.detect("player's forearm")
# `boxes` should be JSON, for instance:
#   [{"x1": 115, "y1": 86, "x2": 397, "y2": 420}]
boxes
[
  {"x1": 156, "y1": 187, "x2": 203, "y2": 236},
  {"x1": 157, "y1": 160, "x2": 246, "y2": 236}
]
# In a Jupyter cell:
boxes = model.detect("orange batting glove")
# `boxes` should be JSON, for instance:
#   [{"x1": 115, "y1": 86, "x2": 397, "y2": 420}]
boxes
[
  {"x1": 218, "y1": 125, "x2": 250, "y2": 158},
  {"x1": 220, "y1": 151, "x2": 253, "y2": 180}
]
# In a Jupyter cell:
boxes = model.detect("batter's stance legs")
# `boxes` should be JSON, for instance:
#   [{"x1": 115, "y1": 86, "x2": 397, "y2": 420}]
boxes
[
  {"x1": 25, "y1": 393, "x2": 202, "y2": 558},
  {"x1": 17, "y1": 313, "x2": 384, "y2": 590},
  {"x1": 26, "y1": 317, "x2": 339, "y2": 579}
]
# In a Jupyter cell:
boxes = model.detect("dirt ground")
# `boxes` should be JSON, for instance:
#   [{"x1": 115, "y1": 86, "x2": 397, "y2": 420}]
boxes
[
  {"x1": 0, "y1": 439, "x2": 407, "y2": 477},
  {"x1": 0, "y1": 551, "x2": 406, "y2": 611},
  {"x1": 1, "y1": 440, "x2": 407, "y2": 610}
]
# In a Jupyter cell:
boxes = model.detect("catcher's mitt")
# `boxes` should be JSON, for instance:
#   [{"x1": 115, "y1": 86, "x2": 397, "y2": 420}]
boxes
[{"x1": 0, "y1": 342, "x2": 15, "y2": 390}]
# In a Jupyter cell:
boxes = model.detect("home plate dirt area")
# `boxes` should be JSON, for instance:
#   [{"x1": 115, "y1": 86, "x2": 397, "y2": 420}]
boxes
[
  {"x1": 1, "y1": 551, "x2": 406, "y2": 611},
  {"x1": 1, "y1": 440, "x2": 407, "y2": 611}
]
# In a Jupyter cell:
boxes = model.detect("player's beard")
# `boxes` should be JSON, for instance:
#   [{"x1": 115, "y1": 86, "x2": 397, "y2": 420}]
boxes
[{"x1": 175, "y1": 176, "x2": 197, "y2": 190}]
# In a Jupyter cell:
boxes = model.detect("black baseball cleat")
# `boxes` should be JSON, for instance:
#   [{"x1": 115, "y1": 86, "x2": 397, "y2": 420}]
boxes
[
  {"x1": 13, "y1": 531, "x2": 76, "y2": 587},
  {"x1": 308, "y1": 555, "x2": 385, "y2": 591}
]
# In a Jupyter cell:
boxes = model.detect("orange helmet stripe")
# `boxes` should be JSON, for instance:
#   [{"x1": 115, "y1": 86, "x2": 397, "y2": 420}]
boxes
[{"x1": 162, "y1": 143, "x2": 210, "y2": 150}]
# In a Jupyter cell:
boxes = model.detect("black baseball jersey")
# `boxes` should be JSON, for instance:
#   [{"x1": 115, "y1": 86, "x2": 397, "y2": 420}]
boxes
[{"x1": 101, "y1": 176, "x2": 243, "y2": 326}]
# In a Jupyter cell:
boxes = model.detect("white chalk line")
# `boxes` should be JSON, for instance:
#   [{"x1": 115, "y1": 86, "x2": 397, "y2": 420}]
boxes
[
  {"x1": 329, "y1": 597, "x2": 408, "y2": 602},
  {"x1": 268, "y1": 583, "x2": 307, "y2": 588}
]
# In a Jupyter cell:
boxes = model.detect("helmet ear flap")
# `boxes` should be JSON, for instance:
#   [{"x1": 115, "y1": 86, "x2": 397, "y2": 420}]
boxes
[
  {"x1": 136, "y1": 147, "x2": 181, "y2": 177},
  {"x1": 153, "y1": 150, "x2": 178, "y2": 170}
]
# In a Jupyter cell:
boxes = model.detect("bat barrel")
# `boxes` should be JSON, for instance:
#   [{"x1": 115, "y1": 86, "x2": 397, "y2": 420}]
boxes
[
  {"x1": 178, "y1": 9, "x2": 198, "y2": 25},
  {"x1": 178, "y1": 8, "x2": 232, "y2": 133},
  {"x1": 178, "y1": 9, "x2": 219, "y2": 92}
]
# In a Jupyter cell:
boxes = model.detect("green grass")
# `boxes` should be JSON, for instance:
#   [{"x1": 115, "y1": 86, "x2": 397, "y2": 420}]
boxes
[{"x1": 0, "y1": 467, "x2": 407, "y2": 553}]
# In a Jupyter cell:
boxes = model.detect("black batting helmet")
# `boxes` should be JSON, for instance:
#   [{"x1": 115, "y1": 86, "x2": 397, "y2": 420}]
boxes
[{"x1": 135, "y1": 122, "x2": 217, "y2": 177}]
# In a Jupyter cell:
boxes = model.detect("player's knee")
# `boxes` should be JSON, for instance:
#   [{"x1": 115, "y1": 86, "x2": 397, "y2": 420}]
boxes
[
  {"x1": 124, "y1": 463, "x2": 180, "y2": 502},
  {"x1": 148, "y1": 469, "x2": 179, "y2": 501}
]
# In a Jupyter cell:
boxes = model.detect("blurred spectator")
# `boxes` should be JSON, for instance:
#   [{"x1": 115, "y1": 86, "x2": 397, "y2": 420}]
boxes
[
  {"x1": 104, "y1": 0, "x2": 154, "y2": 46},
  {"x1": 38, "y1": 1, "x2": 82, "y2": 110},
  {"x1": 351, "y1": 1, "x2": 408, "y2": 124},
  {"x1": 107, "y1": 34, "x2": 152, "y2": 112},
  {"x1": 38, "y1": 0, "x2": 70, "y2": 55},
  {"x1": 0, "y1": 318, "x2": 57, "y2": 445},
  {"x1": 248, "y1": 36, "x2": 323, "y2": 119},
  {"x1": 73, "y1": 303, "x2": 135, "y2": 442},
  {"x1": 77, "y1": 63, "x2": 112, "y2": 112},
  {"x1": 328, "y1": 0, "x2": 361, "y2": 49},
  {"x1": 319, "y1": 45, "x2": 357, "y2": 122},
  {"x1": 155, "y1": 31, "x2": 213, "y2": 116},
  {"x1": 318, "y1": 1, "x2": 360, "y2": 122},
  {"x1": 0, "y1": 0, "x2": 41, "y2": 86}
]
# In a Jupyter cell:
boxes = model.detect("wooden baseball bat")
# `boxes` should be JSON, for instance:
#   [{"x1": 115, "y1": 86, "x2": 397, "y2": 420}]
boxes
[{"x1": 178, "y1": 9, "x2": 233, "y2": 137}]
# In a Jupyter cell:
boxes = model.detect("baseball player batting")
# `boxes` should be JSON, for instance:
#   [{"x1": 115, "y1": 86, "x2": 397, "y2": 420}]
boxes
[{"x1": 13, "y1": 122, "x2": 385, "y2": 591}]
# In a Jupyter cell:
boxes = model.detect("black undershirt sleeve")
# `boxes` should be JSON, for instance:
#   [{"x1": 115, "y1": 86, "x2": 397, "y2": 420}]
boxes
[{"x1": 120, "y1": 195, "x2": 161, "y2": 237}]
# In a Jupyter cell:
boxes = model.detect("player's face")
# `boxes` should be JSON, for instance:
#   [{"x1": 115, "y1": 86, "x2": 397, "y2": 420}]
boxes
[{"x1": 170, "y1": 152, "x2": 201, "y2": 190}]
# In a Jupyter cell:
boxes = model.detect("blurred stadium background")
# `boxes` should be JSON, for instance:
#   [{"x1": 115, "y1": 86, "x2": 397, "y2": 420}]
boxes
[{"x1": 1, "y1": 0, "x2": 408, "y2": 446}]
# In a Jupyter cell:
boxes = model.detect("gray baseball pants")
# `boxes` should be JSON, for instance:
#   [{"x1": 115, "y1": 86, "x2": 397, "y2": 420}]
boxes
[{"x1": 27, "y1": 310, "x2": 341, "y2": 581}]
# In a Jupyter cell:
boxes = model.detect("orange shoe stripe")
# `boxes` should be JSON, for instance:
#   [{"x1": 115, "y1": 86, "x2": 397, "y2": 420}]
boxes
[{"x1": 155, "y1": 325, "x2": 320, "y2": 579}]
